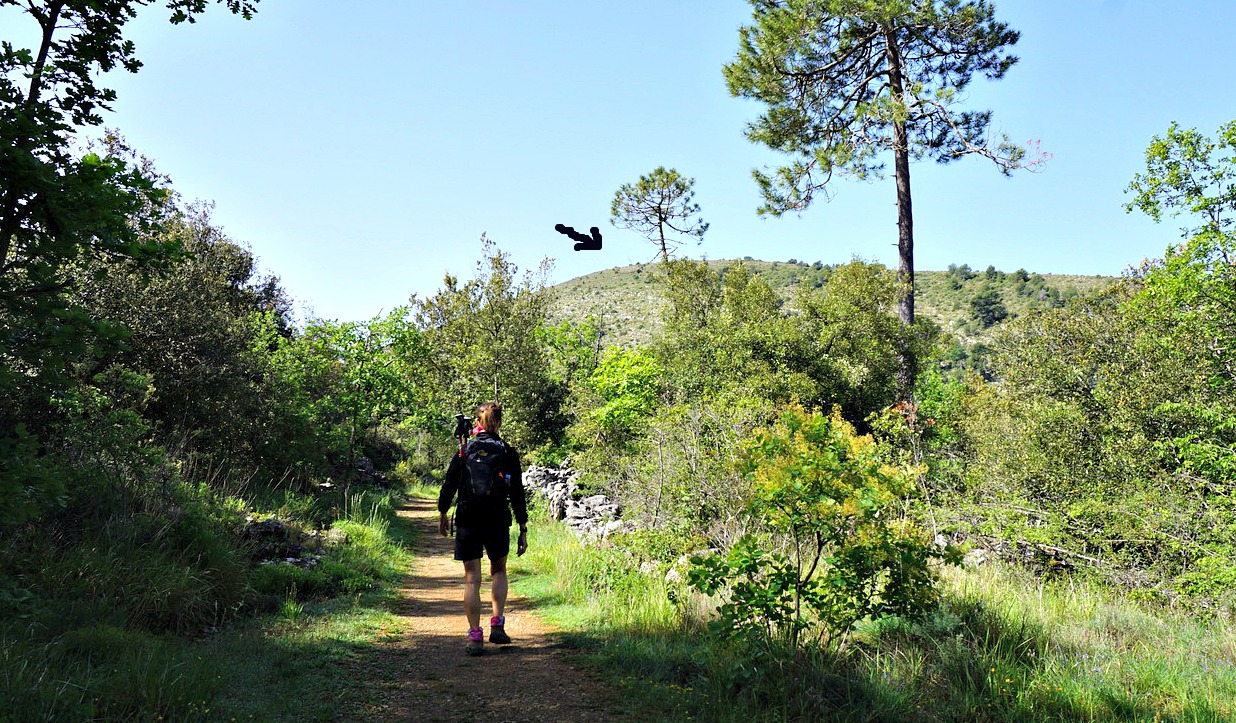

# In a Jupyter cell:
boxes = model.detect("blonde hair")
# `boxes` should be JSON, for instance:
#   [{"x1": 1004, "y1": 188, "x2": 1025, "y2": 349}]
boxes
[{"x1": 476, "y1": 401, "x2": 503, "y2": 432}]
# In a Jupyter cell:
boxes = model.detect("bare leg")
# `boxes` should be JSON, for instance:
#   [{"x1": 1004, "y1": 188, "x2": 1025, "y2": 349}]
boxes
[
  {"x1": 490, "y1": 556, "x2": 508, "y2": 619},
  {"x1": 463, "y1": 558, "x2": 482, "y2": 629}
]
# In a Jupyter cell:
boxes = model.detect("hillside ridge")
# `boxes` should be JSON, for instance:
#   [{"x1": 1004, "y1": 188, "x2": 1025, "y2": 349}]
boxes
[{"x1": 550, "y1": 259, "x2": 1115, "y2": 349}]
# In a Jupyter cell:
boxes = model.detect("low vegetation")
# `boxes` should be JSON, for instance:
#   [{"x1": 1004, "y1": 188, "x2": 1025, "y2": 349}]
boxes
[
  {"x1": 513, "y1": 501, "x2": 1236, "y2": 721},
  {"x1": 1, "y1": 482, "x2": 415, "y2": 721}
]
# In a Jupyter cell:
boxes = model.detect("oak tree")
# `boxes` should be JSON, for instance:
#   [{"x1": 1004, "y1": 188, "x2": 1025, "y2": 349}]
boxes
[{"x1": 0, "y1": 0, "x2": 260, "y2": 522}]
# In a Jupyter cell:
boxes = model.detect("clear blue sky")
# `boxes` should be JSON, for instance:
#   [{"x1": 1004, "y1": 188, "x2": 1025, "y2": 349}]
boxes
[{"x1": 43, "y1": 0, "x2": 1236, "y2": 322}]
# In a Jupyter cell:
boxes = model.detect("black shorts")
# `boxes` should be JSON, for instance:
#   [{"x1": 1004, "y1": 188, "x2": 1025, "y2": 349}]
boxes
[{"x1": 454, "y1": 525, "x2": 510, "y2": 562}]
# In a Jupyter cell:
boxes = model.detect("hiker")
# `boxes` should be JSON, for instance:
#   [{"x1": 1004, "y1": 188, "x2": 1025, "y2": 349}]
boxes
[{"x1": 437, "y1": 401, "x2": 529, "y2": 656}]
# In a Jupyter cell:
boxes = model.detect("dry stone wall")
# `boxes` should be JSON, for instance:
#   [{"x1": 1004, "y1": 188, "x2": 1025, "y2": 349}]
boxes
[{"x1": 521, "y1": 466, "x2": 634, "y2": 539}]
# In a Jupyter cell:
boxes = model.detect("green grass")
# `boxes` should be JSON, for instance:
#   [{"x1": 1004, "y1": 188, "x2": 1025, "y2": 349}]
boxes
[
  {"x1": 0, "y1": 482, "x2": 421, "y2": 722},
  {"x1": 511, "y1": 503, "x2": 1236, "y2": 722},
  {"x1": 191, "y1": 585, "x2": 412, "y2": 721}
]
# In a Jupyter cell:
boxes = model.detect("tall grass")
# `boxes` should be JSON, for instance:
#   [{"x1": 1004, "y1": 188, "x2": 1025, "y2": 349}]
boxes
[
  {"x1": 512, "y1": 506, "x2": 1236, "y2": 722},
  {"x1": 0, "y1": 475, "x2": 417, "y2": 721}
]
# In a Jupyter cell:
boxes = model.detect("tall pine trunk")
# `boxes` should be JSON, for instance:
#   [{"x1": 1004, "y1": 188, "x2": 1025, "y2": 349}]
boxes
[{"x1": 885, "y1": 28, "x2": 916, "y2": 399}]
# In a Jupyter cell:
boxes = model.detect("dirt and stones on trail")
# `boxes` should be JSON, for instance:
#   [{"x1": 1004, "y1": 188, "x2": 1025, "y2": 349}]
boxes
[{"x1": 365, "y1": 496, "x2": 622, "y2": 722}]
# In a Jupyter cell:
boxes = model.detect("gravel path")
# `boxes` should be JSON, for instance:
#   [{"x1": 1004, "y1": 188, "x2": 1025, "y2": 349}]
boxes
[{"x1": 363, "y1": 496, "x2": 621, "y2": 722}]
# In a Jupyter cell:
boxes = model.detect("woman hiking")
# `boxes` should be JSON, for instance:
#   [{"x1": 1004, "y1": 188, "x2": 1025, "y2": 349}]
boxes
[{"x1": 437, "y1": 401, "x2": 529, "y2": 656}]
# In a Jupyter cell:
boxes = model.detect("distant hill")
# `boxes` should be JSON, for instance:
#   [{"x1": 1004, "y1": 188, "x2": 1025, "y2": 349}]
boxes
[{"x1": 550, "y1": 259, "x2": 1116, "y2": 350}]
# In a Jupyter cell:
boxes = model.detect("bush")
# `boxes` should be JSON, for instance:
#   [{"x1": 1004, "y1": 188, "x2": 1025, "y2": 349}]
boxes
[{"x1": 690, "y1": 404, "x2": 955, "y2": 650}]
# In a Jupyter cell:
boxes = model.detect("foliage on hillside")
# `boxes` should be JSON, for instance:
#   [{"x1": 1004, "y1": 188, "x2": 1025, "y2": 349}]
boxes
[
  {"x1": 552, "y1": 259, "x2": 1113, "y2": 351},
  {"x1": 549, "y1": 113, "x2": 1236, "y2": 630}
]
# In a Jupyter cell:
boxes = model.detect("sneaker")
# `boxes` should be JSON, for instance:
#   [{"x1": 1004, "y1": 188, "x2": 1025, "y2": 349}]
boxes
[
  {"x1": 465, "y1": 627, "x2": 484, "y2": 656},
  {"x1": 489, "y1": 615, "x2": 511, "y2": 644}
]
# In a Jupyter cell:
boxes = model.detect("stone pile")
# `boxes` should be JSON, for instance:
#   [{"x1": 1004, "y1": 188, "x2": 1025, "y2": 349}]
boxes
[
  {"x1": 522, "y1": 466, "x2": 633, "y2": 539},
  {"x1": 240, "y1": 517, "x2": 347, "y2": 567}
]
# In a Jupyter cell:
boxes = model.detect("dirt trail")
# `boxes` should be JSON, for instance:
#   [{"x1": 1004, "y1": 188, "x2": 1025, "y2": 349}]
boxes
[{"x1": 364, "y1": 496, "x2": 621, "y2": 722}]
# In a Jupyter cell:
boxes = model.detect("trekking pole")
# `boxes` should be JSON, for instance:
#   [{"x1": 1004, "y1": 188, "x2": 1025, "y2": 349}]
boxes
[{"x1": 450, "y1": 413, "x2": 470, "y2": 539}]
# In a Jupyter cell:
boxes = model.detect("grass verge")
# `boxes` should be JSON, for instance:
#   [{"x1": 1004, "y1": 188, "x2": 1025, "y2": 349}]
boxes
[
  {"x1": 511, "y1": 504, "x2": 1236, "y2": 722},
  {"x1": 0, "y1": 485, "x2": 419, "y2": 722}
]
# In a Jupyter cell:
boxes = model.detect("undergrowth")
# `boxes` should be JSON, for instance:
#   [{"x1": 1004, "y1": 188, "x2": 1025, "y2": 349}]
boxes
[
  {"x1": 511, "y1": 501, "x2": 1236, "y2": 722},
  {"x1": 0, "y1": 476, "x2": 416, "y2": 722}
]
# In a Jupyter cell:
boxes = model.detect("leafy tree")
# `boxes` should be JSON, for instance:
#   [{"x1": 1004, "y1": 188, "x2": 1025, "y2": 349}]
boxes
[
  {"x1": 271, "y1": 308, "x2": 427, "y2": 504},
  {"x1": 0, "y1": 0, "x2": 261, "y2": 523},
  {"x1": 1119, "y1": 120, "x2": 1236, "y2": 600},
  {"x1": 1, "y1": 0, "x2": 259, "y2": 287},
  {"x1": 1125, "y1": 120, "x2": 1236, "y2": 370},
  {"x1": 795, "y1": 260, "x2": 934, "y2": 419},
  {"x1": 1126, "y1": 120, "x2": 1236, "y2": 243},
  {"x1": 660, "y1": 258, "x2": 722, "y2": 333},
  {"x1": 536, "y1": 317, "x2": 603, "y2": 391},
  {"x1": 413, "y1": 236, "x2": 562, "y2": 450},
  {"x1": 1126, "y1": 118, "x2": 1236, "y2": 393},
  {"x1": 957, "y1": 283, "x2": 1236, "y2": 597},
  {"x1": 69, "y1": 199, "x2": 293, "y2": 457},
  {"x1": 611, "y1": 166, "x2": 708, "y2": 263},
  {"x1": 724, "y1": 0, "x2": 1033, "y2": 327},
  {"x1": 654, "y1": 260, "x2": 823, "y2": 407},
  {"x1": 574, "y1": 348, "x2": 664, "y2": 450}
]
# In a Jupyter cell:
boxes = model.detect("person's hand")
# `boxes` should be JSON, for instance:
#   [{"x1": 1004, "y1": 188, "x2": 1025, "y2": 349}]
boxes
[
  {"x1": 517, "y1": 528, "x2": 528, "y2": 556},
  {"x1": 438, "y1": 513, "x2": 449, "y2": 537}
]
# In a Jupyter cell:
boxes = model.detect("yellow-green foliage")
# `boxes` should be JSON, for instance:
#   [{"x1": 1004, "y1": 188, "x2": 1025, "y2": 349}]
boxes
[
  {"x1": 691, "y1": 404, "x2": 953, "y2": 649},
  {"x1": 576, "y1": 348, "x2": 664, "y2": 446},
  {"x1": 741, "y1": 405, "x2": 918, "y2": 530}
]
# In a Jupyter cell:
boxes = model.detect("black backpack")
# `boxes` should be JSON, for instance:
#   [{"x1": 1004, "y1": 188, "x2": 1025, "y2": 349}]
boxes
[{"x1": 462, "y1": 436, "x2": 508, "y2": 503}]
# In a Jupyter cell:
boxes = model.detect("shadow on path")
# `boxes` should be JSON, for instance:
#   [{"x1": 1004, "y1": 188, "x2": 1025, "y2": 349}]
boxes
[{"x1": 353, "y1": 496, "x2": 621, "y2": 722}]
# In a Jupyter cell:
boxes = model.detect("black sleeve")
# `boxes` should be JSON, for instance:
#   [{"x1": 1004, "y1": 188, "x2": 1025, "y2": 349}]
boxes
[
  {"x1": 438, "y1": 451, "x2": 464, "y2": 514},
  {"x1": 506, "y1": 445, "x2": 528, "y2": 527}
]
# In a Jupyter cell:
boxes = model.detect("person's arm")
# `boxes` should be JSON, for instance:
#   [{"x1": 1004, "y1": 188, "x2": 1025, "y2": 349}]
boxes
[
  {"x1": 438, "y1": 452, "x2": 462, "y2": 536},
  {"x1": 507, "y1": 446, "x2": 529, "y2": 555}
]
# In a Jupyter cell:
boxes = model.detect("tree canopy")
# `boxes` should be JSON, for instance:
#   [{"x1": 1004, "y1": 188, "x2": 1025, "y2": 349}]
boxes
[
  {"x1": 724, "y1": 0, "x2": 1029, "y2": 326},
  {"x1": 0, "y1": 0, "x2": 260, "y2": 281},
  {"x1": 610, "y1": 166, "x2": 708, "y2": 263}
]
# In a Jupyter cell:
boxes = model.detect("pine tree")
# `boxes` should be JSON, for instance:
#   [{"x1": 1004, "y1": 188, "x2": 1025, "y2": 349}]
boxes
[{"x1": 725, "y1": 0, "x2": 1034, "y2": 328}]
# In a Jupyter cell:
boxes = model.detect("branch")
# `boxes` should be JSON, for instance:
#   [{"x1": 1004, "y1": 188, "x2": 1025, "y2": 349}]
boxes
[
  {"x1": 919, "y1": 98, "x2": 1025, "y2": 172},
  {"x1": 776, "y1": 25, "x2": 881, "y2": 83}
]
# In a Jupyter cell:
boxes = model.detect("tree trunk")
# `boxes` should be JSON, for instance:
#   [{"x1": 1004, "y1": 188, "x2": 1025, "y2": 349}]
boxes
[
  {"x1": 884, "y1": 29, "x2": 914, "y2": 327},
  {"x1": 0, "y1": 2, "x2": 63, "y2": 269},
  {"x1": 893, "y1": 139, "x2": 914, "y2": 326},
  {"x1": 657, "y1": 217, "x2": 669, "y2": 263},
  {"x1": 885, "y1": 28, "x2": 916, "y2": 399}
]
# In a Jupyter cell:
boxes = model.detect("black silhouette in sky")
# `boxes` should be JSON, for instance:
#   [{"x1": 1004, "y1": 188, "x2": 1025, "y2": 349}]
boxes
[{"x1": 555, "y1": 223, "x2": 602, "y2": 251}]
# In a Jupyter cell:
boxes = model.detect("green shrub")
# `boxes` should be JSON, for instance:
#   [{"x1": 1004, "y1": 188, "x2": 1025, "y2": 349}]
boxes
[
  {"x1": 317, "y1": 558, "x2": 375, "y2": 594},
  {"x1": 330, "y1": 520, "x2": 398, "y2": 584},
  {"x1": 691, "y1": 404, "x2": 956, "y2": 650}
]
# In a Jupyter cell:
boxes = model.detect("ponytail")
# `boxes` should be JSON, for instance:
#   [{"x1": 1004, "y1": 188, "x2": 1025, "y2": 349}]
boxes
[{"x1": 475, "y1": 401, "x2": 503, "y2": 433}]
